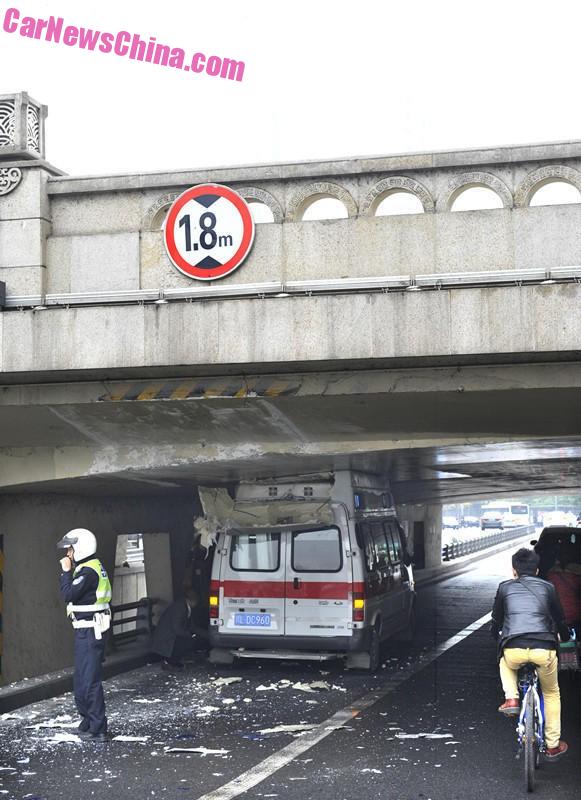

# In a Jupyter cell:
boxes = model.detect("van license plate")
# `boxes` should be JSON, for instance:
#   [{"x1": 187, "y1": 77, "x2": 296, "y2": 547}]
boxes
[{"x1": 234, "y1": 613, "x2": 271, "y2": 627}]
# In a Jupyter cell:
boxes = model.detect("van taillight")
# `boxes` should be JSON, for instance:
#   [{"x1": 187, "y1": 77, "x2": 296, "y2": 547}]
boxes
[
  {"x1": 352, "y1": 593, "x2": 365, "y2": 622},
  {"x1": 209, "y1": 594, "x2": 219, "y2": 619}
]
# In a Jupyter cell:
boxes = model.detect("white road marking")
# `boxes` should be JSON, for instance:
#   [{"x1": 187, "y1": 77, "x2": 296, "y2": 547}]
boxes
[{"x1": 196, "y1": 611, "x2": 492, "y2": 800}]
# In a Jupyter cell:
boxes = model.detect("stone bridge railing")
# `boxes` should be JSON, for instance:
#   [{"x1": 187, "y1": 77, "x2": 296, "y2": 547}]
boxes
[{"x1": 3, "y1": 106, "x2": 581, "y2": 304}]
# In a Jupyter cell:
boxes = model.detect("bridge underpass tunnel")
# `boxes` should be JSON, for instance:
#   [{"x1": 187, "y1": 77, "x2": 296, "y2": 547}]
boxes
[{"x1": 0, "y1": 492, "x2": 197, "y2": 684}]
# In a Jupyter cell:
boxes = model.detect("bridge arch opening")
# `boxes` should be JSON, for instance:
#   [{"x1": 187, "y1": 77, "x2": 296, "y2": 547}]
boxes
[
  {"x1": 529, "y1": 180, "x2": 581, "y2": 207},
  {"x1": 248, "y1": 200, "x2": 276, "y2": 224},
  {"x1": 450, "y1": 186, "x2": 504, "y2": 212},
  {"x1": 374, "y1": 190, "x2": 425, "y2": 216},
  {"x1": 301, "y1": 197, "x2": 350, "y2": 221}
]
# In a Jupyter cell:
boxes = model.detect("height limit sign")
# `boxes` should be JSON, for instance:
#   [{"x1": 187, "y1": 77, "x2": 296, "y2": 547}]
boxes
[{"x1": 164, "y1": 184, "x2": 255, "y2": 281}]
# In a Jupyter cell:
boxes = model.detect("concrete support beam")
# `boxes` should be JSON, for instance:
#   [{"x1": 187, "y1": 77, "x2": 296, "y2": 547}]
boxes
[{"x1": 1, "y1": 284, "x2": 581, "y2": 379}]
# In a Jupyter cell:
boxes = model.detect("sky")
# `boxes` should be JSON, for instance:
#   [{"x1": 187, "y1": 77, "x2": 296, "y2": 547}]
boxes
[{"x1": 1, "y1": 0, "x2": 581, "y2": 177}]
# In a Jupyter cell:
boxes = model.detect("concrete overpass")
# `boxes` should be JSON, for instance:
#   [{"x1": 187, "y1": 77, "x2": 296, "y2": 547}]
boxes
[{"x1": 1, "y1": 91, "x2": 581, "y2": 682}]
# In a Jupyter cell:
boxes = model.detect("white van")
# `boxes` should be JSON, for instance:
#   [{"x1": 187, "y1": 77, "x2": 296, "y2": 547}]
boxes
[{"x1": 200, "y1": 471, "x2": 415, "y2": 671}]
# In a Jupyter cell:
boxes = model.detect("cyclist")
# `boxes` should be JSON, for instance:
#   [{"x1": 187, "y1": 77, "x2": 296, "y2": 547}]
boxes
[{"x1": 491, "y1": 547, "x2": 570, "y2": 761}]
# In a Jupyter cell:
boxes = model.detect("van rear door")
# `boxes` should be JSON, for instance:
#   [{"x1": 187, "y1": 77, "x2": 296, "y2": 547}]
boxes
[
  {"x1": 218, "y1": 531, "x2": 286, "y2": 637},
  {"x1": 285, "y1": 526, "x2": 353, "y2": 638}
]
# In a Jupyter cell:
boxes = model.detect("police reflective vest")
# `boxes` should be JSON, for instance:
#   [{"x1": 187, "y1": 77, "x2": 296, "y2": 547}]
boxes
[{"x1": 66, "y1": 558, "x2": 112, "y2": 640}]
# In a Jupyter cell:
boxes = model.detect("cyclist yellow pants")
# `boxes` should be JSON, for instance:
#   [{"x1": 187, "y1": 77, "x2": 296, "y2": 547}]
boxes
[{"x1": 499, "y1": 648, "x2": 560, "y2": 748}]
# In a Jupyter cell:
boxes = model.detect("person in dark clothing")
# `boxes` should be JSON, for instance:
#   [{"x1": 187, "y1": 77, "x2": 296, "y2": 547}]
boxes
[
  {"x1": 152, "y1": 590, "x2": 208, "y2": 671},
  {"x1": 57, "y1": 528, "x2": 112, "y2": 743},
  {"x1": 491, "y1": 548, "x2": 570, "y2": 761}
]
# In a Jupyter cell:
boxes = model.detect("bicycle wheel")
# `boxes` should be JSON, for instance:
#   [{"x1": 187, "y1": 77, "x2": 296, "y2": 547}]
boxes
[{"x1": 524, "y1": 690, "x2": 536, "y2": 793}]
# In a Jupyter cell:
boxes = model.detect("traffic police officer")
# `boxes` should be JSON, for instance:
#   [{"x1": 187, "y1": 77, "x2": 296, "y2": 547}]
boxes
[{"x1": 58, "y1": 528, "x2": 112, "y2": 742}]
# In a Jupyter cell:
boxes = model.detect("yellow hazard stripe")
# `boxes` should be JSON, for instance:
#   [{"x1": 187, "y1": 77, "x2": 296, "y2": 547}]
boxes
[
  {"x1": 137, "y1": 383, "x2": 167, "y2": 401},
  {"x1": 99, "y1": 378, "x2": 300, "y2": 402}
]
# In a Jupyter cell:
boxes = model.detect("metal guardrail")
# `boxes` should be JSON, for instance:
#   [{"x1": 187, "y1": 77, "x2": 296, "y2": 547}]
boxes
[
  {"x1": 442, "y1": 525, "x2": 535, "y2": 562},
  {"x1": 110, "y1": 598, "x2": 156, "y2": 644},
  {"x1": 2, "y1": 267, "x2": 581, "y2": 310}
]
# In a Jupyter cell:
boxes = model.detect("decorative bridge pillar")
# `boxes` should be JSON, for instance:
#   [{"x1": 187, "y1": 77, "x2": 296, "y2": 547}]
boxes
[{"x1": 0, "y1": 92, "x2": 56, "y2": 299}]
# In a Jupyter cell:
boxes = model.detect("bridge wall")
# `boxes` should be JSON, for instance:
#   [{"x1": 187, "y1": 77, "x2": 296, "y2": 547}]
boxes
[
  {"x1": 4, "y1": 144, "x2": 581, "y2": 298},
  {"x1": 0, "y1": 283, "x2": 579, "y2": 377},
  {"x1": 1, "y1": 493, "x2": 195, "y2": 683}
]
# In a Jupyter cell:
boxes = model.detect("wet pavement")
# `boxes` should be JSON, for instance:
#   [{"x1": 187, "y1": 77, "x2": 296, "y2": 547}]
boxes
[{"x1": 0, "y1": 549, "x2": 579, "y2": 800}]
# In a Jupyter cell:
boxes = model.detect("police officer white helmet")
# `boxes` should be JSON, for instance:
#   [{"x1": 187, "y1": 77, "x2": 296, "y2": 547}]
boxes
[{"x1": 57, "y1": 528, "x2": 97, "y2": 562}]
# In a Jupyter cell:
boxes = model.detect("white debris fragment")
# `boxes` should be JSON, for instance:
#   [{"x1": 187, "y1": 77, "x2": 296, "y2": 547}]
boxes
[
  {"x1": 166, "y1": 747, "x2": 230, "y2": 756},
  {"x1": 395, "y1": 733, "x2": 453, "y2": 740},
  {"x1": 256, "y1": 683, "x2": 279, "y2": 692},
  {"x1": 361, "y1": 768, "x2": 382, "y2": 774},
  {"x1": 221, "y1": 699, "x2": 236, "y2": 705},
  {"x1": 292, "y1": 681, "x2": 346, "y2": 693},
  {"x1": 212, "y1": 677, "x2": 242, "y2": 688},
  {"x1": 26, "y1": 716, "x2": 78, "y2": 731},
  {"x1": 444, "y1": 741, "x2": 461, "y2": 746},
  {"x1": 243, "y1": 698, "x2": 252, "y2": 703},
  {"x1": 257, "y1": 723, "x2": 317, "y2": 735},
  {"x1": 45, "y1": 732, "x2": 82, "y2": 743},
  {"x1": 0, "y1": 767, "x2": 17, "y2": 772},
  {"x1": 197, "y1": 706, "x2": 220, "y2": 717},
  {"x1": 1, "y1": 713, "x2": 22, "y2": 721},
  {"x1": 132, "y1": 699, "x2": 163, "y2": 704},
  {"x1": 112, "y1": 735, "x2": 150, "y2": 742}
]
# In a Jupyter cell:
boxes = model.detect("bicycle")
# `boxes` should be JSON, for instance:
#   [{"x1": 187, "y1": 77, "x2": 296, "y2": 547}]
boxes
[{"x1": 516, "y1": 663, "x2": 545, "y2": 793}]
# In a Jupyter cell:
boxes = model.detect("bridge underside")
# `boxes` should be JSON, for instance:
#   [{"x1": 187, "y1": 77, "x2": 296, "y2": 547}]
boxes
[{"x1": 1, "y1": 362, "x2": 580, "y2": 504}]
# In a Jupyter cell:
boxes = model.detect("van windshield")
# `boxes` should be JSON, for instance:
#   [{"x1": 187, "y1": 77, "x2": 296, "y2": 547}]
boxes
[
  {"x1": 230, "y1": 532, "x2": 281, "y2": 572},
  {"x1": 292, "y1": 528, "x2": 342, "y2": 573}
]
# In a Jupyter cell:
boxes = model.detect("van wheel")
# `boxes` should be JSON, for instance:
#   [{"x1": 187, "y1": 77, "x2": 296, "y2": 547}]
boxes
[{"x1": 367, "y1": 628, "x2": 381, "y2": 672}]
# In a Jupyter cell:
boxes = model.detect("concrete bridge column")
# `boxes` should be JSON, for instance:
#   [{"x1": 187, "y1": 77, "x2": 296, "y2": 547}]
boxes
[
  {"x1": 0, "y1": 492, "x2": 196, "y2": 684},
  {"x1": 0, "y1": 92, "x2": 54, "y2": 297},
  {"x1": 396, "y1": 503, "x2": 442, "y2": 571}
]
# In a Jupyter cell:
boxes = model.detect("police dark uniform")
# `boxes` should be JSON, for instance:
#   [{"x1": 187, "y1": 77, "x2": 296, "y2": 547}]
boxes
[{"x1": 60, "y1": 554, "x2": 111, "y2": 739}]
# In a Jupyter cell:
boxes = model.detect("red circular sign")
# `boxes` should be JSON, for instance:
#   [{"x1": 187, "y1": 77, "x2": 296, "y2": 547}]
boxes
[{"x1": 163, "y1": 184, "x2": 255, "y2": 281}]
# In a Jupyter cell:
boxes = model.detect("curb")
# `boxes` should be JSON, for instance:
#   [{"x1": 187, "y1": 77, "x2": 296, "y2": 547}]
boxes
[{"x1": 0, "y1": 648, "x2": 156, "y2": 714}]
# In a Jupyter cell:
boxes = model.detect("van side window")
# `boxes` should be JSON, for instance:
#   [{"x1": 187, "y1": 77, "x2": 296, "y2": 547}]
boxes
[
  {"x1": 372, "y1": 524, "x2": 390, "y2": 569},
  {"x1": 230, "y1": 532, "x2": 280, "y2": 572},
  {"x1": 385, "y1": 522, "x2": 402, "y2": 564},
  {"x1": 292, "y1": 528, "x2": 343, "y2": 573},
  {"x1": 360, "y1": 523, "x2": 376, "y2": 572}
]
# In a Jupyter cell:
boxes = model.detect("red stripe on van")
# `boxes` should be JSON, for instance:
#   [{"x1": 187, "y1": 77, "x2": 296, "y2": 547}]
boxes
[
  {"x1": 210, "y1": 579, "x2": 220, "y2": 592},
  {"x1": 220, "y1": 580, "x2": 361, "y2": 600}
]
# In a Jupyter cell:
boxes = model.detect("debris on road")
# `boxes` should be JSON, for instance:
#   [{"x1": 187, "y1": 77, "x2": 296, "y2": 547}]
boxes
[
  {"x1": 211, "y1": 677, "x2": 242, "y2": 688},
  {"x1": 112, "y1": 735, "x2": 150, "y2": 743},
  {"x1": 132, "y1": 698, "x2": 163, "y2": 704},
  {"x1": 257, "y1": 723, "x2": 317, "y2": 735},
  {"x1": 395, "y1": 732, "x2": 453, "y2": 740},
  {"x1": 166, "y1": 746, "x2": 230, "y2": 756}
]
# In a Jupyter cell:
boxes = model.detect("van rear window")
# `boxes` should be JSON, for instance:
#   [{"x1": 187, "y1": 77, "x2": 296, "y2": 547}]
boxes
[
  {"x1": 292, "y1": 528, "x2": 342, "y2": 573},
  {"x1": 511, "y1": 505, "x2": 528, "y2": 515},
  {"x1": 230, "y1": 532, "x2": 281, "y2": 572}
]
